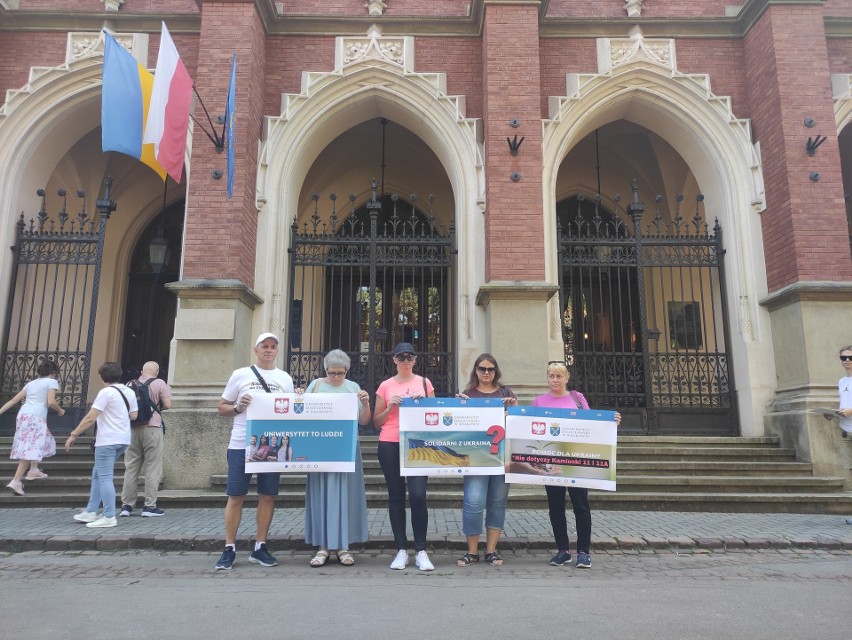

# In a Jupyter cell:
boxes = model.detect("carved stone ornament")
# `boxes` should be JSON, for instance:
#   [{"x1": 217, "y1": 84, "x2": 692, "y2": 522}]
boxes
[
  {"x1": 624, "y1": 0, "x2": 643, "y2": 18},
  {"x1": 104, "y1": 0, "x2": 125, "y2": 10},
  {"x1": 340, "y1": 25, "x2": 407, "y2": 68},
  {"x1": 69, "y1": 33, "x2": 105, "y2": 62},
  {"x1": 366, "y1": 0, "x2": 387, "y2": 16},
  {"x1": 600, "y1": 34, "x2": 676, "y2": 74}
]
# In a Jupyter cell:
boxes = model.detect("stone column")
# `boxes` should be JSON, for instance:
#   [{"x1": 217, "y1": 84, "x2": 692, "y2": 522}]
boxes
[
  {"x1": 163, "y1": 0, "x2": 268, "y2": 488},
  {"x1": 479, "y1": 1, "x2": 555, "y2": 396},
  {"x1": 744, "y1": 5, "x2": 852, "y2": 481}
]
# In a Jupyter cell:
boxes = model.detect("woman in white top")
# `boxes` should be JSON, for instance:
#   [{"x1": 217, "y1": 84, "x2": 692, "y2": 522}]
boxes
[
  {"x1": 2, "y1": 359, "x2": 65, "y2": 496},
  {"x1": 65, "y1": 362, "x2": 138, "y2": 528}
]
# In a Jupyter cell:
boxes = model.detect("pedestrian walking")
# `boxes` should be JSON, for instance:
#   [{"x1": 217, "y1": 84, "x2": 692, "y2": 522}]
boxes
[
  {"x1": 65, "y1": 362, "x2": 137, "y2": 528},
  {"x1": 2, "y1": 359, "x2": 64, "y2": 496}
]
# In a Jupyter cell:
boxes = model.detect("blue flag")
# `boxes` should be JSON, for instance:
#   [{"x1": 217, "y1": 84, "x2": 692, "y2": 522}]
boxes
[{"x1": 225, "y1": 53, "x2": 236, "y2": 199}]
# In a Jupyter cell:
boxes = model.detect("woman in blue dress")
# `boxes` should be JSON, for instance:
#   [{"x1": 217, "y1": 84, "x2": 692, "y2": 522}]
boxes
[{"x1": 304, "y1": 349, "x2": 371, "y2": 566}]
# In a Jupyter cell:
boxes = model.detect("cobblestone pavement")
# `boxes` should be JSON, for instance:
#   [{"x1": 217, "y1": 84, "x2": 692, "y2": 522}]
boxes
[
  {"x1": 1, "y1": 507, "x2": 851, "y2": 552},
  {"x1": 1, "y1": 548, "x2": 849, "y2": 640}
]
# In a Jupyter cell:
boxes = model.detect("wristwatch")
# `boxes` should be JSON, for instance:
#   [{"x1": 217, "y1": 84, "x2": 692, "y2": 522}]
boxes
[{"x1": 233, "y1": 402, "x2": 242, "y2": 414}]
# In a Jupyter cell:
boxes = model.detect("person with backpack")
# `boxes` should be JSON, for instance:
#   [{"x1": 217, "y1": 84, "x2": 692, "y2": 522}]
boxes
[{"x1": 119, "y1": 361, "x2": 172, "y2": 517}]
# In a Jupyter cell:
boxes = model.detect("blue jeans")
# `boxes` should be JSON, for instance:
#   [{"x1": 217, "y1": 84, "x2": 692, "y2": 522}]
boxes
[
  {"x1": 462, "y1": 475, "x2": 509, "y2": 536},
  {"x1": 86, "y1": 444, "x2": 128, "y2": 518}
]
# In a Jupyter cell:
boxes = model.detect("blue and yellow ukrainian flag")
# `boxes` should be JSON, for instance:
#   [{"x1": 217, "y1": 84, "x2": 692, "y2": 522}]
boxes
[
  {"x1": 407, "y1": 439, "x2": 470, "y2": 466},
  {"x1": 101, "y1": 33, "x2": 167, "y2": 181}
]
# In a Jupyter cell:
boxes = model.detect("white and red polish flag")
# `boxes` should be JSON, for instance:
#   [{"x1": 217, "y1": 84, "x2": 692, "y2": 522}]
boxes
[{"x1": 143, "y1": 22, "x2": 193, "y2": 183}]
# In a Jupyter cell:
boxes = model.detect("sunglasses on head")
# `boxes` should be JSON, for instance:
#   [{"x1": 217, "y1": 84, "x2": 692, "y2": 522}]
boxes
[
  {"x1": 476, "y1": 366, "x2": 496, "y2": 374},
  {"x1": 395, "y1": 354, "x2": 415, "y2": 361},
  {"x1": 548, "y1": 360, "x2": 567, "y2": 365},
  {"x1": 841, "y1": 355, "x2": 852, "y2": 362}
]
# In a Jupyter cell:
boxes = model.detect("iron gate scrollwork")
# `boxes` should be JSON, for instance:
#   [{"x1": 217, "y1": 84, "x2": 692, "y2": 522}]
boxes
[
  {"x1": 0, "y1": 178, "x2": 116, "y2": 433},
  {"x1": 288, "y1": 180, "x2": 456, "y2": 397},
  {"x1": 557, "y1": 180, "x2": 737, "y2": 435}
]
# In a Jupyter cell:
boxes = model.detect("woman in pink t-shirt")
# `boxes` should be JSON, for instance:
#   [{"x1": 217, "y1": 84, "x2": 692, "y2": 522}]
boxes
[
  {"x1": 532, "y1": 361, "x2": 620, "y2": 571},
  {"x1": 373, "y1": 342, "x2": 435, "y2": 571}
]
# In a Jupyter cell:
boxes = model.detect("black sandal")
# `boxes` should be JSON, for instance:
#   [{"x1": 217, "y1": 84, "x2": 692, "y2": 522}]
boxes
[
  {"x1": 485, "y1": 551, "x2": 503, "y2": 566},
  {"x1": 456, "y1": 552, "x2": 480, "y2": 566}
]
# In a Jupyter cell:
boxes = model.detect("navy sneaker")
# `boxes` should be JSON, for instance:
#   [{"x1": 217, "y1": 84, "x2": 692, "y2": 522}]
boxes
[
  {"x1": 249, "y1": 543, "x2": 278, "y2": 567},
  {"x1": 141, "y1": 506, "x2": 165, "y2": 517},
  {"x1": 215, "y1": 547, "x2": 236, "y2": 571},
  {"x1": 119, "y1": 504, "x2": 132, "y2": 517},
  {"x1": 576, "y1": 551, "x2": 591, "y2": 569},
  {"x1": 549, "y1": 550, "x2": 572, "y2": 566}
]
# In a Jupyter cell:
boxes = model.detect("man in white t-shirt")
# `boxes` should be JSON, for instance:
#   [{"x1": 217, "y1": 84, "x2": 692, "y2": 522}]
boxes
[
  {"x1": 835, "y1": 345, "x2": 852, "y2": 525},
  {"x1": 214, "y1": 333, "x2": 294, "y2": 570}
]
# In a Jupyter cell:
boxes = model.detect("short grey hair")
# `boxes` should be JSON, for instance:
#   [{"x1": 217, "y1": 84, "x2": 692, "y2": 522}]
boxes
[{"x1": 324, "y1": 349, "x2": 351, "y2": 371}]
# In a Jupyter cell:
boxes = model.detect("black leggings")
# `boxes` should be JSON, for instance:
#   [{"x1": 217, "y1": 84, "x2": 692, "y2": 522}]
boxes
[
  {"x1": 377, "y1": 441, "x2": 429, "y2": 551},
  {"x1": 545, "y1": 485, "x2": 591, "y2": 553}
]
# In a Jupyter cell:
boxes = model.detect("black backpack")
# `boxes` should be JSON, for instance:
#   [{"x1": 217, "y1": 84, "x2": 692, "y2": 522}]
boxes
[{"x1": 128, "y1": 378, "x2": 159, "y2": 425}]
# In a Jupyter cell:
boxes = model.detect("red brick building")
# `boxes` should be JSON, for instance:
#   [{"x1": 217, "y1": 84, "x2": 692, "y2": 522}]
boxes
[{"x1": 0, "y1": 0, "x2": 850, "y2": 487}]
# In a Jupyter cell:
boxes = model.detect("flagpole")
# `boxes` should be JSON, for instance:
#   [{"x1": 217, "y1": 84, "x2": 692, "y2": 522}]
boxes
[{"x1": 191, "y1": 85, "x2": 224, "y2": 150}]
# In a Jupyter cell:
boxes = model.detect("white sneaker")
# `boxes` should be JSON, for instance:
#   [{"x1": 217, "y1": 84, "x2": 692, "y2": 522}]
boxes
[
  {"x1": 390, "y1": 549, "x2": 408, "y2": 570},
  {"x1": 415, "y1": 550, "x2": 434, "y2": 572},
  {"x1": 86, "y1": 516, "x2": 117, "y2": 528},
  {"x1": 73, "y1": 510, "x2": 99, "y2": 523}
]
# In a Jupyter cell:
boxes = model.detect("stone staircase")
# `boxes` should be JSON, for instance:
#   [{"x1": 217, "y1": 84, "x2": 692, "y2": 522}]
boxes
[{"x1": 2, "y1": 435, "x2": 851, "y2": 513}]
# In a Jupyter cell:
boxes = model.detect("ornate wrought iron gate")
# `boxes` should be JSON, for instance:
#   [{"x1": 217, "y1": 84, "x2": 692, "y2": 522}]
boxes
[
  {"x1": 0, "y1": 178, "x2": 115, "y2": 433},
  {"x1": 557, "y1": 181, "x2": 737, "y2": 435},
  {"x1": 288, "y1": 181, "x2": 456, "y2": 396}
]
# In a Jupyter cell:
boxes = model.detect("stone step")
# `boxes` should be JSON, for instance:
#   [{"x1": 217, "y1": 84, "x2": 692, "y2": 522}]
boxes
[
  {"x1": 0, "y1": 475, "x2": 145, "y2": 494},
  {"x1": 615, "y1": 461, "x2": 814, "y2": 476},
  {"x1": 614, "y1": 447, "x2": 796, "y2": 462},
  {"x1": 4, "y1": 489, "x2": 851, "y2": 514},
  {"x1": 211, "y1": 473, "x2": 843, "y2": 494}
]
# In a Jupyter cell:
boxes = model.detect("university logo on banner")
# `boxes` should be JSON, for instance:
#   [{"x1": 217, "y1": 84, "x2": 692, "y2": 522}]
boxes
[
  {"x1": 425, "y1": 412, "x2": 439, "y2": 426},
  {"x1": 274, "y1": 398, "x2": 290, "y2": 414},
  {"x1": 294, "y1": 402, "x2": 305, "y2": 414},
  {"x1": 532, "y1": 421, "x2": 545, "y2": 435},
  {"x1": 443, "y1": 412, "x2": 454, "y2": 427},
  {"x1": 550, "y1": 423, "x2": 561, "y2": 437}
]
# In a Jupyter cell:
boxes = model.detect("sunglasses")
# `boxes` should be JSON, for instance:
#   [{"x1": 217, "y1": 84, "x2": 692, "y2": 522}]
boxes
[
  {"x1": 476, "y1": 366, "x2": 496, "y2": 374},
  {"x1": 395, "y1": 354, "x2": 415, "y2": 361},
  {"x1": 841, "y1": 355, "x2": 852, "y2": 362}
]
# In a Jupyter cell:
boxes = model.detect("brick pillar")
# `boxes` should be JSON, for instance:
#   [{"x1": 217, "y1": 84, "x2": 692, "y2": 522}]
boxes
[
  {"x1": 164, "y1": 1, "x2": 268, "y2": 489},
  {"x1": 748, "y1": 5, "x2": 852, "y2": 483},
  {"x1": 477, "y1": 1, "x2": 557, "y2": 395}
]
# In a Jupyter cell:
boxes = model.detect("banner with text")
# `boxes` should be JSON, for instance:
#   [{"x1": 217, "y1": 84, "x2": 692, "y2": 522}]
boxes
[
  {"x1": 245, "y1": 393, "x2": 358, "y2": 473},
  {"x1": 504, "y1": 406, "x2": 617, "y2": 491},
  {"x1": 399, "y1": 397, "x2": 507, "y2": 477}
]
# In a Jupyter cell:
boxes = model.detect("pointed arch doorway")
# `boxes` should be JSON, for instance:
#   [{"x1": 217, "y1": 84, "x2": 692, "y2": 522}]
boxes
[
  {"x1": 288, "y1": 181, "x2": 456, "y2": 396},
  {"x1": 120, "y1": 201, "x2": 183, "y2": 380}
]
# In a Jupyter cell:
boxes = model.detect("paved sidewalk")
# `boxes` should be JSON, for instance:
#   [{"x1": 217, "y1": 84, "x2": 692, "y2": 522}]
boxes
[{"x1": 1, "y1": 507, "x2": 851, "y2": 552}]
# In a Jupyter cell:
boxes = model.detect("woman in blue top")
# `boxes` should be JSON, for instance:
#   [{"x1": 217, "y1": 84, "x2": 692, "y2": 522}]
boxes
[{"x1": 304, "y1": 349, "x2": 371, "y2": 567}]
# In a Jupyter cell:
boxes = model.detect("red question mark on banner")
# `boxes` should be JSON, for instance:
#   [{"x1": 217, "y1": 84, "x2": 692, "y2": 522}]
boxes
[{"x1": 486, "y1": 425, "x2": 505, "y2": 455}]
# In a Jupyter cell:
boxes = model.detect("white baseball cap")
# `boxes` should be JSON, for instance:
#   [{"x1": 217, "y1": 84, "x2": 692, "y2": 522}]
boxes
[{"x1": 255, "y1": 332, "x2": 279, "y2": 347}]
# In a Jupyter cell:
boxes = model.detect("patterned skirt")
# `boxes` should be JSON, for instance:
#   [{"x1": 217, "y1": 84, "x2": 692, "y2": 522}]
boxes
[{"x1": 10, "y1": 413, "x2": 56, "y2": 461}]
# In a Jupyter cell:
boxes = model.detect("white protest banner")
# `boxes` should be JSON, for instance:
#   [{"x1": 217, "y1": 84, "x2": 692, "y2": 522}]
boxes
[
  {"x1": 245, "y1": 393, "x2": 357, "y2": 473},
  {"x1": 505, "y1": 406, "x2": 617, "y2": 491},
  {"x1": 399, "y1": 397, "x2": 507, "y2": 477}
]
